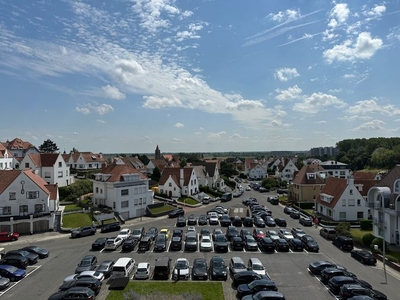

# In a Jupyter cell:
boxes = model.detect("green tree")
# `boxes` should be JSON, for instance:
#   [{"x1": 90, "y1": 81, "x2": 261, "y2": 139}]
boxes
[
  {"x1": 39, "y1": 139, "x2": 59, "y2": 153},
  {"x1": 151, "y1": 167, "x2": 161, "y2": 182},
  {"x1": 180, "y1": 158, "x2": 187, "y2": 168}
]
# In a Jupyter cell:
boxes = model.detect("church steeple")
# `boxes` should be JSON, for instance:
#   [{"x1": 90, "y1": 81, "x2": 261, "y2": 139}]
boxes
[{"x1": 155, "y1": 145, "x2": 161, "y2": 159}]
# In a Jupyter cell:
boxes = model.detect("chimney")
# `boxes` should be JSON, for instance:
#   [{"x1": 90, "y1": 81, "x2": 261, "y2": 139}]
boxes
[{"x1": 180, "y1": 168, "x2": 184, "y2": 188}]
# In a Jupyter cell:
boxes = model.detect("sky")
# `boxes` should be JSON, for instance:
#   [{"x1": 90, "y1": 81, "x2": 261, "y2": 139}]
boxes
[{"x1": 1, "y1": 1, "x2": 400, "y2": 154}]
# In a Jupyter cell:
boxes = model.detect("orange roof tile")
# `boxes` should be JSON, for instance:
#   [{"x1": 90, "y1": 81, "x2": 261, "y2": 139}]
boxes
[{"x1": 0, "y1": 170, "x2": 20, "y2": 194}]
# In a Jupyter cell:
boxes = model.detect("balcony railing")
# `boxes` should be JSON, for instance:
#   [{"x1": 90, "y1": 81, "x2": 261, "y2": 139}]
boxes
[{"x1": 373, "y1": 217, "x2": 387, "y2": 229}]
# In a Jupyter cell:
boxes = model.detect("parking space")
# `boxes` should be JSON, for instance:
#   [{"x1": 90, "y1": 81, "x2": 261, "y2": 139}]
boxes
[{"x1": 0, "y1": 265, "x2": 42, "y2": 297}]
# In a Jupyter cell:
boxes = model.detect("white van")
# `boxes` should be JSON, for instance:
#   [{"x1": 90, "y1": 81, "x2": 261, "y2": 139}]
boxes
[{"x1": 112, "y1": 257, "x2": 135, "y2": 278}]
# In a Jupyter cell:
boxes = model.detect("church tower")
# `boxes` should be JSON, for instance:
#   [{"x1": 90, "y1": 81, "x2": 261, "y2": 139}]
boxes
[{"x1": 155, "y1": 145, "x2": 161, "y2": 159}]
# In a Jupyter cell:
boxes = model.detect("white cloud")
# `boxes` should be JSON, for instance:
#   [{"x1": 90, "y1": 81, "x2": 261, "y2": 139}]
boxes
[
  {"x1": 274, "y1": 68, "x2": 299, "y2": 82},
  {"x1": 75, "y1": 106, "x2": 91, "y2": 115},
  {"x1": 171, "y1": 137, "x2": 182, "y2": 143},
  {"x1": 230, "y1": 133, "x2": 248, "y2": 140},
  {"x1": 343, "y1": 74, "x2": 356, "y2": 79},
  {"x1": 275, "y1": 85, "x2": 303, "y2": 101},
  {"x1": 363, "y1": 5, "x2": 386, "y2": 18},
  {"x1": 330, "y1": 3, "x2": 350, "y2": 25},
  {"x1": 267, "y1": 9, "x2": 301, "y2": 23},
  {"x1": 208, "y1": 131, "x2": 226, "y2": 138},
  {"x1": 293, "y1": 92, "x2": 347, "y2": 114},
  {"x1": 323, "y1": 32, "x2": 383, "y2": 63},
  {"x1": 351, "y1": 119, "x2": 385, "y2": 131},
  {"x1": 348, "y1": 99, "x2": 400, "y2": 116},
  {"x1": 99, "y1": 85, "x2": 126, "y2": 100},
  {"x1": 143, "y1": 96, "x2": 183, "y2": 109},
  {"x1": 76, "y1": 103, "x2": 114, "y2": 115},
  {"x1": 314, "y1": 120, "x2": 327, "y2": 124},
  {"x1": 174, "y1": 122, "x2": 184, "y2": 128},
  {"x1": 97, "y1": 119, "x2": 106, "y2": 123},
  {"x1": 113, "y1": 60, "x2": 144, "y2": 84}
]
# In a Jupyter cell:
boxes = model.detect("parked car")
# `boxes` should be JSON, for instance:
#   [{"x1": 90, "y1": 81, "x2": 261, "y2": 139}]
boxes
[
  {"x1": 229, "y1": 256, "x2": 247, "y2": 276},
  {"x1": 288, "y1": 238, "x2": 304, "y2": 251},
  {"x1": 237, "y1": 279, "x2": 278, "y2": 298},
  {"x1": 283, "y1": 206, "x2": 295, "y2": 214},
  {"x1": 4, "y1": 249, "x2": 38, "y2": 265},
  {"x1": 257, "y1": 237, "x2": 275, "y2": 252},
  {"x1": 320, "y1": 267, "x2": 356, "y2": 284},
  {"x1": 117, "y1": 228, "x2": 132, "y2": 241},
  {"x1": 230, "y1": 236, "x2": 244, "y2": 251},
  {"x1": 134, "y1": 262, "x2": 151, "y2": 280},
  {"x1": 96, "y1": 260, "x2": 114, "y2": 278},
  {"x1": 290, "y1": 210, "x2": 301, "y2": 219},
  {"x1": 172, "y1": 229, "x2": 183, "y2": 238},
  {"x1": 172, "y1": 258, "x2": 190, "y2": 281},
  {"x1": 247, "y1": 258, "x2": 266, "y2": 276},
  {"x1": 300, "y1": 235, "x2": 319, "y2": 252},
  {"x1": 176, "y1": 216, "x2": 187, "y2": 227},
  {"x1": 198, "y1": 214, "x2": 207, "y2": 225},
  {"x1": 75, "y1": 255, "x2": 97, "y2": 274},
  {"x1": 184, "y1": 231, "x2": 198, "y2": 252},
  {"x1": 273, "y1": 238, "x2": 289, "y2": 252},
  {"x1": 243, "y1": 217, "x2": 254, "y2": 227},
  {"x1": 199, "y1": 235, "x2": 212, "y2": 252},
  {"x1": 192, "y1": 258, "x2": 208, "y2": 280},
  {"x1": 253, "y1": 229, "x2": 265, "y2": 241},
  {"x1": 278, "y1": 229, "x2": 294, "y2": 240},
  {"x1": 241, "y1": 291, "x2": 285, "y2": 300},
  {"x1": 264, "y1": 216, "x2": 276, "y2": 227},
  {"x1": 158, "y1": 228, "x2": 170, "y2": 238},
  {"x1": 212, "y1": 228, "x2": 224, "y2": 241},
  {"x1": 71, "y1": 226, "x2": 96, "y2": 238},
  {"x1": 320, "y1": 228, "x2": 337, "y2": 240},
  {"x1": 274, "y1": 218, "x2": 287, "y2": 227},
  {"x1": 208, "y1": 212, "x2": 219, "y2": 225},
  {"x1": 233, "y1": 270, "x2": 269, "y2": 287},
  {"x1": 20, "y1": 246, "x2": 50, "y2": 259},
  {"x1": 0, "y1": 275, "x2": 10, "y2": 290},
  {"x1": 0, "y1": 264, "x2": 26, "y2": 281},
  {"x1": 0, "y1": 256, "x2": 29, "y2": 269},
  {"x1": 169, "y1": 236, "x2": 183, "y2": 251},
  {"x1": 48, "y1": 287, "x2": 96, "y2": 300},
  {"x1": 232, "y1": 216, "x2": 243, "y2": 227},
  {"x1": 340, "y1": 284, "x2": 387, "y2": 300},
  {"x1": 332, "y1": 236, "x2": 354, "y2": 251},
  {"x1": 131, "y1": 227, "x2": 145, "y2": 240},
  {"x1": 291, "y1": 228, "x2": 306, "y2": 239},
  {"x1": 299, "y1": 217, "x2": 313, "y2": 226},
  {"x1": 168, "y1": 208, "x2": 185, "y2": 218},
  {"x1": 220, "y1": 215, "x2": 232, "y2": 227},
  {"x1": 209, "y1": 256, "x2": 227, "y2": 281},
  {"x1": 328, "y1": 276, "x2": 368, "y2": 295},
  {"x1": 153, "y1": 234, "x2": 167, "y2": 252},
  {"x1": 58, "y1": 278, "x2": 102, "y2": 295},
  {"x1": 100, "y1": 222, "x2": 120, "y2": 233},
  {"x1": 104, "y1": 237, "x2": 124, "y2": 251},
  {"x1": 214, "y1": 234, "x2": 229, "y2": 253},
  {"x1": 145, "y1": 227, "x2": 158, "y2": 241},
  {"x1": 226, "y1": 226, "x2": 240, "y2": 241},
  {"x1": 91, "y1": 237, "x2": 108, "y2": 251},
  {"x1": 308, "y1": 260, "x2": 346, "y2": 276},
  {"x1": 0, "y1": 232, "x2": 19, "y2": 242},
  {"x1": 64, "y1": 270, "x2": 105, "y2": 284},
  {"x1": 253, "y1": 217, "x2": 265, "y2": 228},
  {"x1": 244, "y1": 235, "x2": 259, "y2": 251},
  {"x1": 187, "y1": 214, "x2": 197, "y2": 225},
  {"x1": 350, "y1": 249, "x2": 377, "y2": 265},
  {"x1": 138, "y1": 236, "x2": 153, "y2": 252},
  {"x1": 122, "y1": 236, "x2": 139, "y2": 252}
]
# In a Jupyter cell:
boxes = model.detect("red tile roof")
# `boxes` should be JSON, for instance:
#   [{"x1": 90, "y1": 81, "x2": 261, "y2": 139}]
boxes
[
  {"x1": 24, "y1": 169, "x2": 51, "y2": 195},
  {"x1": 26, "y1": 153, "x2": 60, "y2": 167},
  {"x1": 0, "y1": 170, "x2": 20, "y2": 194},
  {"x1": 2, "y1": 138, "x2": 36, "y2": 151},
  {"x1": 353, "y1": 171, "x2": 377, "y2": 180},
  {"x1": 318, "y1": 177, "x2": 347, "y2": 208},
  {"x1": 45, "y1": 184, "x2": 58, "y2": 200},
  {"x1": 292, "y1": 164, "x2": 326, "y2": 184},
  {"x1": 100, "y1": 160, "x2": 147, "y2": 182},
  {"x1": 159, "y1": 167, "x2": 194, "y2": 186}
]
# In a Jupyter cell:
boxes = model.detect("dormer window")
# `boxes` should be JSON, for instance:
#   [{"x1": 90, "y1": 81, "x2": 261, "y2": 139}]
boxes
[
  {"x1": 349, "y1": 189, "x2": 353, "y2": 195},
  {"x1": 394, "y1": 180, "x2": 400, "y2": 194}
]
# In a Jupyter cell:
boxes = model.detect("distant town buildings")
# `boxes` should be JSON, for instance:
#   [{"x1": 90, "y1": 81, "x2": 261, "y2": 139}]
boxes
[{"x1": 309, "y1": 146, "x2": 337, "y2": 157}]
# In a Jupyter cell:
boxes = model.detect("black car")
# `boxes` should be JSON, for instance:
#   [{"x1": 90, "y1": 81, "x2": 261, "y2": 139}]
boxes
[
  {"x1": 273, "y1": 238, "x2": 289, "y2": 252},
  {"x1": 70, "y1": 226, "x2": 96, "y2": 238},
  {"x1": 299, "y1": 217, "x2": 313, "y2": 226},
  {"x1": 96, "y1": 260, "x2": 115, "y2": 278},
  {"x1": 329, "y1": 276, "x2": 370, "y2": 295},
  {"x1": 300, "y1": 235, "x2": 319, "y2": 252},
  {"x1": 91, "y1": 237, "x2": 108, "y2": 251},
  {"x1": 237, "y1": 279, "x2": 278, "y2": 298},
  {"x1": 232, "y1": 216, "x2": 243, "y2": 227},
  {"x1": 4, "y1": 250, "x2": 38, "y2": 265},
  {"x1": 233, "y1": 270, "x2": 269, "y2": 287},
  {"x1": 288, "y1": 238, "x2": 303, "y2": 251},
  {"x1": 290, "y1": 210, "x2": 301, "y2": 219},
  {"x1": 209, "y1": 256, "x2": 227, "y2": 281},
  {"x1": 340, "y1": 285, "x2": 387, "y2": 300},
  {"x1": 198, "y1": 214, "x2": 207, "y2": 225},
  {"x1": 172, "y1": 229, "x2": 184, "y2": 238},
  {"x1": 192, "y1": 258, "x2": 208, "y2": 280},
  {"x1": 48, "y1": 287, "x2": 96, "y2": 300},
  {"x1": 176, "y1": 216, "x2": 187, "y2": 227},
  {"x1": 308, "y1": 260, "x2": 346, "y2": 276},
  {"x1": 169, "y1": 236, "x2": 183, "y2": 251},
  {"x1": 168, "y1": 208, "x2": 185, "y2": 218},
  {"x1": 20, "y1": 246, "x2": 50, "y2": 259},
  {"x1": 244, "y1": 235, "x2": 258, "y2": 251},
  {"x1": 145, "y1": 227, "x2": 158, "y2": 241},
  {"x1": 350, "y1": 250, "x2": 377, "y2": 265},
  {"x1": 214, "y1": 234, "x2": 229, "y2": 252},
  {"x1": 153, "y1": 234, "x2": 167, "y2": 252},
  {"x1": 320, "y1": 267, "x2": 356, "y2": 284},
  {"x1": 283, "y1": 206, "x2": 295, "y2": 214},
  {"x1": 264, "y1": 216, "x2": 276, "y2": 227},
  {"x1": 240, "y1": 229, "x2": 252, "y2": 240},
  {"x1": 243, "y1": 217, "x2": 254, "y2": 227},
  {"x1": 226, "y1": 226, "x2": 240, "y2": 241},
  {"x1": 274, "y1": 218, "x2": 287, "y2": 227},
  {"x1": 138, "y1": 236, "x2": 152, "y2": 252},
  {"x1": 75, "y1": 255, "x2": 97, "y2": 274},
  {"x1": 220, "y1": 215, "x2": 232, "y2": 227},
  {"x1": 257, "y1": 237, "x2": 275, "y2": 252},
  {"x1": 212, "y1": 228, "x2": 224, "y2": 241},
  {"x1": 187, "y1": 214, "x2": 197, "y2": 225},
  {"x1": 0, "y1": 256, "x2": 28, "y2": 269},
  {"x1": 230, "y1": 236, "x2": 244, "y2": 251},
  {"x1": 58, "y1": 278, "x2": 102, "y2": 295},
  {"x1": 253, "y1": 217, "x2": 265, "y2": 228},
  {"x1": 258, "y1": 187, "x2": 268, "y2": 193},
  {"x1": 122, "y1": 236, "x2": 138, "y2": 252},
  {"x1": 100, "y1": 222, "x2": 121, "y2": 233}
]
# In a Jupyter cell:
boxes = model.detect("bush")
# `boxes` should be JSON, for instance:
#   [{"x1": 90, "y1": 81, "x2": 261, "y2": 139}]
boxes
[
  {"x1": 360, "y1": 219, "x2": 373, "y2": 230},
  {"x1": 362, "y1": 233, "x2": 376, "y2": 247},
  {"x1": 352, "y1": 235, "x2": 363, "y2": 246},
  {"x1": 386, "y1": 255, "x2": 399, "y2": 264},
  {"x1": 335, "y1": 222, "x2": 351, "y2": 237},
  {"x1": 370, "y1": 237, "x2": 386, "y2": 251}
]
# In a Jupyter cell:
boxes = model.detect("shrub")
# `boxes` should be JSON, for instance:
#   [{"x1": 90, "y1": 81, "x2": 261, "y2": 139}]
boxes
[
  {"x1": 362, "y1": 233, "x2": 376, "y2": 247},
  {"x1": 370, "y1": 237, "x2": 387, "y2": 251},
  {"x1": 352, "y1": 235, "x2": 363, "y2": 246},
  {"x1": 360, "y1": 219, "x2": 373, "y2": 230},
  {"x1": 386, "y1": 255, "x2": 399, "y2": 264},
  {"x1": 335, "y1": 222, "x2": 351, "y2": 237}
]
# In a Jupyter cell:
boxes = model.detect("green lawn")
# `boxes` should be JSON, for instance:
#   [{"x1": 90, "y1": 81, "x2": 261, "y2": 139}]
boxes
[
  {"x1": 106, "y1": 281, "x2": 224, "y2": 300},
  {"x1": 62, "y1": 213, "x2": 93, "y2": 228},
  {"x1": 177, "y1": 198, "x2": 199, "y2": 205},
  {"x1": 149, "y1": 204, "x2": 176, "y2": 214},
  {"x1": 350, "y1": 228, "x2": 372, "y2": 240},
  {"x1": 63, "y1": 203, "x2": 81, "y2": 212}
]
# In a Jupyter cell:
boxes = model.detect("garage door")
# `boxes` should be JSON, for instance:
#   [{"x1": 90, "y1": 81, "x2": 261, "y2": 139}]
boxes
[{"x1": 120, "y1": 211, "x2": 129, "y2": 220}]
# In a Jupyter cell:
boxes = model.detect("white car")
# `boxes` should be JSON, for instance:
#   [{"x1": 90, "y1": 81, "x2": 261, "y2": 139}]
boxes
[
  {"x1": 279, "y1": 229, "x2": 294, "y2": 240},
  {"x1": 63, "y1": 270, "x2": 105, "y2": 283},
  {"x1": 267, "y1": 230, "x2": 280, "y2": 241},
  {"x1": 246, "y1": 186, "x2": 251, "y2": 191},
  {"x1": 117, "y1": 228, "x2": 132, "y2": 240},
  {"x1": 134, "y1": 262, "x2": 151, "y2": 280},
  {"x1": 248, "y1": 258, "x2": 266, "y2": 276},
  {"x1": 172, "y1": 258, "x2": 190, "y2": 280},
  {"x1": 104, "y1": 237, "x2": 124, "y2": 250},
  {"x1": 208, "y1": 212, "x2": 219, "y2": 225},
  {"x1": 187, "y1": 226, "x2": 196, "y2": 233},
  {"x1": 200, "y1": 235, "x2": 212, "y2": 252}
]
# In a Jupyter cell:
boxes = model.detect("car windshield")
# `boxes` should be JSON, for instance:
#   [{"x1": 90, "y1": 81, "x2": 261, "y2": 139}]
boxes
[
  {"x1": 201, "y1": 237, "x2": 211, "y2": 243},
  {"x1": 234, "y1": 263, "x2": 246, "y2": 269},
  {"x1": 216, "y1": 235, "x2": 227, "y2": 242},
  {"x1": 306, "y1": 236, "x2": 315, "y2": 242},
  {"x1": 213, "y1": 261, "x2": 225, "y2": 269},
  {"x1": 195, "y1": 261, "x2": 206, "y2": 269},
  {"x1": 253, "y1": 264, "x2": 264, "y2": 270},
  {"x1": 176, "y1": 261, "x2": 188, "y2": 269},
  {"x1": 133, "y1": 229, "x2": 142, "y2": 234},
  {"x1": 3, "y1": 265, "x2": 17, "y2": 272},
  {"x1": 80, "y1": 260, "x2": 92, "y2": 266},
  {"x1": 137, "y1": 267, "x2": 147, "y2": 272}
]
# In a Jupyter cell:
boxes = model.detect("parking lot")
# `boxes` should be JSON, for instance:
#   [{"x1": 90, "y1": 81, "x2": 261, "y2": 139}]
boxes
[{"x1": 2, "y1": 186, "x2": 400, "y2": 300}]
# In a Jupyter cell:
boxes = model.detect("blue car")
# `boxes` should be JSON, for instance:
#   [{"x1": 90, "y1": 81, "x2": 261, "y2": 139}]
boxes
[{"x1": 0, "y1": 264, "x2": 26, "y2": 281}]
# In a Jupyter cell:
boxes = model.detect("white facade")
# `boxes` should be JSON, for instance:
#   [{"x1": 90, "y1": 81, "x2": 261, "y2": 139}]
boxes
[
  {"x1": 319, "y1": 161, "x2": 351, "y2": 179},
  {"x1": 0, "y1": 150, "x2": 15, "y2": 170},
  {"x1": 277, "y1": 160, "x2": 298, "y2": 182},
  {"x1": 159, "y1": 176, "x2": 182, "y2": 199},
  {"x1": 249, "y1": 164, "x2": 267, "y2": 179},
  {"x1": 93, "y1": 173, "x2": 153, "y2": 220},
  {"x1": 0, "y1": 171, "x2": 50, "y2": 217},
  {"x1": 67, "y1": 153, "x2": 103, "y2": 169}
]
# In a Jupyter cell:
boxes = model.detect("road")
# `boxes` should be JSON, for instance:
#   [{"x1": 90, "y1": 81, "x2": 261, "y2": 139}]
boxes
[{"x1": 1, "y1": 186, "x2": 399, "y2": 300}]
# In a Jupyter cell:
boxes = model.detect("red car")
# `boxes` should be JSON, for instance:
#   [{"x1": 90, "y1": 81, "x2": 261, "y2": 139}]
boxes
[
  {"x1": 0, "y1": 232, "x2": 19, "y2": 242},
  {"x1": 252, "y1": 229, "x2": 265, "y2": 241}
]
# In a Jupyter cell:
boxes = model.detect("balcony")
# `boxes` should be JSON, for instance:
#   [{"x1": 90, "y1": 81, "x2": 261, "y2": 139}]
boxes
[{"x1": 373, "y1": 217, "x2": 387, "y2": 229}]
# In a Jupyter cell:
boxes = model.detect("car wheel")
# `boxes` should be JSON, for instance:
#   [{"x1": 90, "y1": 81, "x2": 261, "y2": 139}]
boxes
[
  {"x1": 340, "y1": 245, "x2": 343, "y2": 250},
  {"x1": 10, "y1": 277, "x2": 15, "y2": 282},
  {"x1": 11, "y1": 237, "x2": 16, "y2": 241}
]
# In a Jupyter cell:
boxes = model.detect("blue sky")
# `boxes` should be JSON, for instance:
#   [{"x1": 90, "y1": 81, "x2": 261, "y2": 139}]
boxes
[{"x1": 1, "y1": 1, "x2": 400, "y2": 154}]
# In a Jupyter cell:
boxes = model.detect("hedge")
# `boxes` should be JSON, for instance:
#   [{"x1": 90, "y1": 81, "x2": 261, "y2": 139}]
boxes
[{"x1": 360, "y1": 219, "x2": 373, "y2": 230}]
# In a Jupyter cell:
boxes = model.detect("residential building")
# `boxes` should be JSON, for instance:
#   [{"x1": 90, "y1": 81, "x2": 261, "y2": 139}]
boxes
[
  {"x1": 319, "y1": 160, "x2": 351, "y2": 179},
  {"x1": 64, "y1": 151, "x2": 105, "y2": 170},
  {"x1": 0, "y1": 144, "x2": 16, "y2": 170},
  {"x1": 92, "y1": 158, "x2": 153, "y2": 220},
  {"x1": 244, "y1": 159, "x2": 267, "y2": 179},
  {"x1": 288, "y1": 164, "x2": 328, "y2": 207},
  {"x1": 120, "y1": 156, "x2": 147, "y2": 174},
  {"x1": 158, "y1": 167, "x2": 199, "y2": 198},
  {"x1": 190, "y1": 161, "x2": 224, "y2": 190},
  {"x1": 275, "y1": 157, "x2": 298, "y2": 183},
  {"x1": 1, "y1": 138, "x2": 39, "y2": 164},
  {"x1": 0, "y1": 169, "x2": 56, "y2": 217},
  {"x1": 309, "y1": 146, "x2": 337, "y2": 157},
  {"x1": 20, "y1": 153, "x2": 74, "y2": 187},
  {"x1": 367, "y1": 165, "x2": 400, "y2": 245},
  {"x1": 191, "y1": 165, "x2": 209, "y2": 188},
  {"x1": 317, "y1": 176, "x2": 377, "y2": 221}
]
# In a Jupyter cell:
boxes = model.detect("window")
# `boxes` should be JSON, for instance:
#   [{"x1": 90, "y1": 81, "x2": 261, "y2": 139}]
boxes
[
  {"x1": 348, "y1": 199, "x2": 355, "y2": 206},
  {"x1": 58, "y1": 161, "x2": 62, "y2": 167},
  {"x1": 19, "y1": 205, "x2": 28, "y2": 215},
  {"x1": 121, "y1": 201, "x2": 129, "y2": 208},
  {"x1": 342, "y1": 199, "x2": 346, "y2": 206},
  {"x1": 113, "y1": 202, "x2": 116, "y2": 209},
  {"x1": 95, "y1": 187, "x2": 99, "y2": 193},
  {"x1": 26, "y1": 191, "x2": 39, "y2": 199},
  {"x1": 9, "y1": 192, "x2": 16, "y2": 200},
  {"x1": 357, "y1": 212, "x2": 364, "y2": 219},
  {"x1": 121, "y1": 189, "x2": 129, "y2": 196},
  {"x1": 100, "y1": 189, "x2": 103, "y2": 193},
  {"x1": 357, "y1": 199, "x2": 361, "y2": 206},
  {"x1": 25, "y1": 163, "x2": 29, "y2": 168},
  {"x1": 66, "y1": 170, "x2": 68, "y2": 176},
  {"x1": 58, "y1": 171, "x2": 63, "y2": 178},
  {"x1": 3, "y1": 206, "x2": 11, "y2": 215},
  {"x1": 339, "y1": 212, "x2": 346, "y2": 220},
  {"x1": 349, "y1": 189, "x2": 353, "y2": 195},
  {"x1": 34, "y1": 204, "x2": 44, "y2": 213},
  {"x1": 44, "y1": 172, "x2": 51, "y2": 178},
  {"x1": 169, "y1": 182, "x2": 172, "y2": 187},
  {"x1": 88, "y1": 164, "x2": 92, "y2": 168},
  {"x1": 394, "y1": 180, "x2": 400, "y2": 194}
]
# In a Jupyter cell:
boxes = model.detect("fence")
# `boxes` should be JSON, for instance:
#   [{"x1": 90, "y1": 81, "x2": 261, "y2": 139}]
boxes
[{"x1": 0, "y1": 214, "x2": 55, "y2": 235}]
